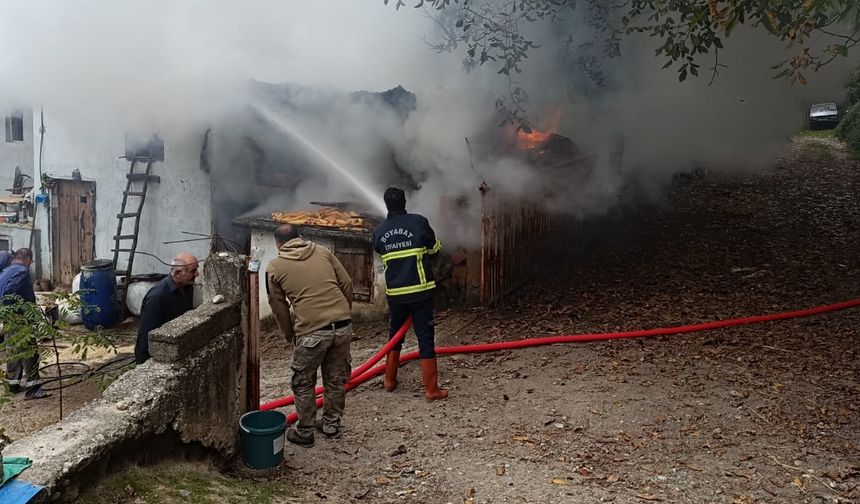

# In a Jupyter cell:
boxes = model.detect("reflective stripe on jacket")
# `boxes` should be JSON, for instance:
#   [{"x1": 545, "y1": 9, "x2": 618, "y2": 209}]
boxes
[{"x1": 372, "y1": 211, "x2": 441, "y2": 303}]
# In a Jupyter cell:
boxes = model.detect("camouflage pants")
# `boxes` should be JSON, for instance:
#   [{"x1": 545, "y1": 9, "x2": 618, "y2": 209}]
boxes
[{"x1": 291, "y1": 324, "x2": 352, "y2": 437}]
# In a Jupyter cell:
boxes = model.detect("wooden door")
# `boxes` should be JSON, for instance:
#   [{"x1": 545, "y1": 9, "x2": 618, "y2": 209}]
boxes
[
  {"x1": 331, "y1": 239, "x2": 373, "y2": 303},
  {"x1": 52, "y1": 180, "x2": 95, "y2": 286}
]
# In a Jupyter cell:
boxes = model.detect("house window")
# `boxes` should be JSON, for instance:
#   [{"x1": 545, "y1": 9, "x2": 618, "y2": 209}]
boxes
[
  {"x1": 0, "y1": 236, "x2": 11, "y2": 251},
  {"x1": 5, "y1": 111, "x2": 24, "y2": 143},
  {"x1": 124, "y1": 134, "x2": 165, "y2": 161}
]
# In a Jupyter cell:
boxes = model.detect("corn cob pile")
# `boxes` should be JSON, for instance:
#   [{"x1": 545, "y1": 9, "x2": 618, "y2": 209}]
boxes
[{"x1": 272, "y1": 207, "x2": 369, "y2": 230}]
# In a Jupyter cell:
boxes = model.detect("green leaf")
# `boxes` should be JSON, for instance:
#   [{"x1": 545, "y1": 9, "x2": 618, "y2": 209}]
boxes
[
  {"x1": 724, "y1": 15, "x2": 738, "y2": 36},
  {"x1": 772, "y1": 68, "x2": 792, "y2": 79}
]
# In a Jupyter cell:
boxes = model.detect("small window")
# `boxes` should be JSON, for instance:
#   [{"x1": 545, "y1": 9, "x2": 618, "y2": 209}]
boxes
[
  {"x1": 5, "y1": 111, "x2": 24, "y2": 143},
  {"x1": 0, "y1": 236, "x2": 10, "y2": 251},
  {"x1": 124, "y1": 134, "x2": 165, "y2": 161}
]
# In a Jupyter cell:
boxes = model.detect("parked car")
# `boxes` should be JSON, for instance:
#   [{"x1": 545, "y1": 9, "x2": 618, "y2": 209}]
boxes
[{"x1": 809, "y1": 102, "x2": 840, "y2": 130}]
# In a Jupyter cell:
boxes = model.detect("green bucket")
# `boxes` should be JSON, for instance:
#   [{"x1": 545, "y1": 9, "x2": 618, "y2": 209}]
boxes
[{"x1": 239, "y1": 410, "x2": 287, "y2": 469}]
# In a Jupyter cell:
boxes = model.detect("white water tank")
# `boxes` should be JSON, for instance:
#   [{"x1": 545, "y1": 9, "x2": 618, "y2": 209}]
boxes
[{"x1": 126, "y1": 281, "x2": 159, "y2": 316}]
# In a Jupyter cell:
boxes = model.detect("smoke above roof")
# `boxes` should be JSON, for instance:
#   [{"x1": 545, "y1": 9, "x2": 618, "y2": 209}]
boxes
[{"x1": 0, "y1": 1, "x2": 853, "y2": 247}]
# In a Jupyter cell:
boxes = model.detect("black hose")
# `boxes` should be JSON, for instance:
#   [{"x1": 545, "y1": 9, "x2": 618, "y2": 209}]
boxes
[{"x1": 38, "y1": 355, "x2": 135, "y2": 391}]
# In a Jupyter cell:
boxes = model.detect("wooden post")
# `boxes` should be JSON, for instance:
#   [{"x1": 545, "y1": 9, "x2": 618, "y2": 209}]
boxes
[{"x1": 248, "y1": 270, "x2": 261, "y2": 411}]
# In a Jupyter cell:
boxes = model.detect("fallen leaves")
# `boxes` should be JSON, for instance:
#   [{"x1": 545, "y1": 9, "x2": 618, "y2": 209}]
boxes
[
  {"x1": 511, "y1": 435, "x2": 535, "y2": 444},
  {"x1": 464, "y1": 488, "x2": 476, "y2": 504},
  {"x1": 634, "y1": 493, "x2": 662, "y2": 501}
]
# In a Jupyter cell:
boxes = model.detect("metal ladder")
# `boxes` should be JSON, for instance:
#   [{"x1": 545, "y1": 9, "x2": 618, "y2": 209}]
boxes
[{"x1": 112, "y1": 156, "x2": 161, "y2": 303}]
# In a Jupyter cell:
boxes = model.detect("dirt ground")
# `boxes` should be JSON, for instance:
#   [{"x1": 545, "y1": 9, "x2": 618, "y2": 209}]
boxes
[
  {"x1": 258, "y1": 137, "x2": 858, "y2": 504},
  {"x1": 0, "y1": 319, "x2": 137, "y2": 442},
  {"x1": 4, "y1": 136, "x2": 858, "y2": 503}
]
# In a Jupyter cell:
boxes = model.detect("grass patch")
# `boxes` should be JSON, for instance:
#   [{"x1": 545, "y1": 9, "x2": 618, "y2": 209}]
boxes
[
  {"x1": 801, "y1": 140, "x2": 836, "y2": 161},
  {"x1": 796, "y1": 129, "x2": 836, "y2": 139},
  {"x1": 74, "y1": 461, "x2": 295, "y2": 504}
]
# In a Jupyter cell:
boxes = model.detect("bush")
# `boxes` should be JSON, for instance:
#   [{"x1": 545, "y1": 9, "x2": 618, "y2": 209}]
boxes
[
  {"x1": 846, "y1": 67, "x2": 860, "y2": 109},
  {"x1": 835, "y1": 101, "x2": 860, "y2": 156}
]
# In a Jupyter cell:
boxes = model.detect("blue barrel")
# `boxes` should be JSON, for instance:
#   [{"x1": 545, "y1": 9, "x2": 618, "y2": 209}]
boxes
[
  {"x1": 79, "y1": 259, "x2": 119, "y2": 330},
  {"x1": 239, "y1": 411, "x2": 287, "y2": 469}
]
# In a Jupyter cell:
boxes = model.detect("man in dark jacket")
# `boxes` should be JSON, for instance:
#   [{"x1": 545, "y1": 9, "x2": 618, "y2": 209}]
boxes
[
  {"x1": 134, "y1": 252, "x2": 198, "y2": 364},
  {"x1": 372, "y1": 187, "x2": 448, "y2": 401},
  {"x1": 0, "y1": 248, "x2": 46, "y2": 399}
]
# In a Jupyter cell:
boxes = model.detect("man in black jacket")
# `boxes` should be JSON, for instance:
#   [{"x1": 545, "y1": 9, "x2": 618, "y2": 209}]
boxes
[
  {"x1": 134, "y1": 252, "x2": 198, "y2": 364},
  {"x1": 372, "y1": 187, "x2": 448, "y2": 401}
]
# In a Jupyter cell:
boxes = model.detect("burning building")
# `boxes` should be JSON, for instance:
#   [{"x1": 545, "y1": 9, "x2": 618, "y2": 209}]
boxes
[{"x1": 0, "y1": 75, "x2": 600, "y2": 325}]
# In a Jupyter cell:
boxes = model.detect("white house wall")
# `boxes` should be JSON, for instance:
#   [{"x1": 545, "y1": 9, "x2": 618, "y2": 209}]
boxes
[
  {"x1": 34, "y1": 112, "x2": 212, "y2": 280},
  {"x1": 0, "y1": 106, "x2": 34, "y2": 195}
]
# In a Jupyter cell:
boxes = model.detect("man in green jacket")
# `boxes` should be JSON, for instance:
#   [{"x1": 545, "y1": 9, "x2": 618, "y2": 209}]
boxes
[{"x1": 267, "y1": 224, "x2": 353, "y2": 448}]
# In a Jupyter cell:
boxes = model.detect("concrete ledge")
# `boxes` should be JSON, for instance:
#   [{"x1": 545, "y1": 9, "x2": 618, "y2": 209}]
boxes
[
  {"x1": 149, "y1": 301, "x2": 240, "y2": 363},
  {"x1": 203, "y1": 252, "x2": 247, "y2": 303},
  {"x1": 5, "y1": 327, "x2": 247, "y2": 501},
  {"x1": 171, "y1": 327, "x2": 246, "y2": 452},
  {"x1": 3, "y1": 251, "x2": 248, "y2": 502},
  {"x1": 5, "y1": 363, "x2": 180, "y2": 499}
]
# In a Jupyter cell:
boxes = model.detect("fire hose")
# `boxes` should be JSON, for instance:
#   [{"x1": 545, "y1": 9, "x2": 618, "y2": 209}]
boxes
[{"x1": 260, "y1": 297, "x2": 860, "y2": 424}]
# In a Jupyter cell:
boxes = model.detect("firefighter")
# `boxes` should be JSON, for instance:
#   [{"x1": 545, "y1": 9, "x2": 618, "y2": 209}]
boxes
[{"x1": 372, "y1": 187, "x2": 448, "y2": 401}]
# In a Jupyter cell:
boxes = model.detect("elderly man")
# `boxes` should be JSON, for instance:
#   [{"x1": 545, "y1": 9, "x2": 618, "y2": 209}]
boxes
[
  {"x1": 0, "y1": 248, "x2": 47, "y2": 399},
  {"x1": 267, "y1": 224, "x2": 353, "y2": 448},
  {"x1": 134, "y1": 252, "x2": 199, "y2": 364}
]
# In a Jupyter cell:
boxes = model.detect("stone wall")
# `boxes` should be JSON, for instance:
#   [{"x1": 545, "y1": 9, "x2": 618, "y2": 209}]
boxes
[{"x1": 3, "y1": 252, "x2": 249, "y2": 502}]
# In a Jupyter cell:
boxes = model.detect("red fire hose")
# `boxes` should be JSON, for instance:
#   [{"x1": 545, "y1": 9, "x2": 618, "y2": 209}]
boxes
[
  {"x1": 260, "y1": 297, "x2": 860, "y2": 424},
  {"x1": 259, "y1": 316, "x2": 414, "y2": 410}
]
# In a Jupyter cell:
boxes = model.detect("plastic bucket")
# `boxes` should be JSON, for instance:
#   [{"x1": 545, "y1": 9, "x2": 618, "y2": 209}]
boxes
[
  {"x1": 239, "y1": 410, "x2": 287, "y2": 469},
  {"x1": 79, "y1": 259, "x2": 119, "y2": 330}
]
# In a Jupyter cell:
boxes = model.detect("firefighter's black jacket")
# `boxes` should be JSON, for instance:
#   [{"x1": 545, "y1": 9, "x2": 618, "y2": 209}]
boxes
[{"x1": 372, "y1": 210, "x2": 441, "y2": 305}]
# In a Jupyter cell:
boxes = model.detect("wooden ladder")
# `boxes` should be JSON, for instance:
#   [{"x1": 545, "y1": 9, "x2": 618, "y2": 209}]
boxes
[{"x1": 112, "y1": 157, "x2": 161, "y2": 303}]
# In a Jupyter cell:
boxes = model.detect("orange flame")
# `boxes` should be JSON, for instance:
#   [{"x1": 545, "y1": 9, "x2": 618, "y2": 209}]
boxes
[{"x1": 516, "y1": 128, "x2": 553, "y2": 150}]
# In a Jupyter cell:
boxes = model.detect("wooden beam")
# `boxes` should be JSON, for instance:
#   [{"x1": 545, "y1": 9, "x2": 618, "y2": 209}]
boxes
[{"x1": 247, "y1": 270, "x2": 261, "y2": 411}]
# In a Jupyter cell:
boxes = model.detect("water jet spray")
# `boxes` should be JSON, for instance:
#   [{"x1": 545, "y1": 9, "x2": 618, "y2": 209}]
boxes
[{"x1": 250, "y1": 104, "x2": 388, "y2": 216}]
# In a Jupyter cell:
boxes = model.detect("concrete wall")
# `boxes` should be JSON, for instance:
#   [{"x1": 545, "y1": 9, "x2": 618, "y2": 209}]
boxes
[
  {"x1": 33, "y1": 111, "x2": 212, "y2": 280},
  {"x1": 0, "y1": 106, "x2": 35, "y2": 193},
  {"x1": 3, "y1": 253, "x2": 249, "y2": 502},
  {"x1": 249, "y1": 228, "x2": 387, "y2": 324}
]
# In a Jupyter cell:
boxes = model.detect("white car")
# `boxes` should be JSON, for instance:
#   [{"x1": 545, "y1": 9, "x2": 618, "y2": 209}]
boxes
[{"x1": 809, "y1": 102, "x2": 840, "y2": 130}]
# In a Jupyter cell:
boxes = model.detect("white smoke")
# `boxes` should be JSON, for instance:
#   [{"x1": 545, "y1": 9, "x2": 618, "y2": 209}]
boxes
[{"x1": 0, "y1": 1, "x2": 854, "y2": 248}]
